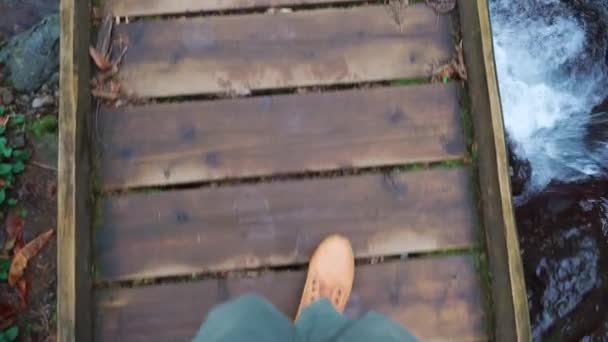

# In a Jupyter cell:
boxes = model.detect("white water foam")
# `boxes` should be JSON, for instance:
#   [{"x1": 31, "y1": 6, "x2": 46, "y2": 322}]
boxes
[{"x1": 489, "y1": 0, "x2": 608, "y2": 193}]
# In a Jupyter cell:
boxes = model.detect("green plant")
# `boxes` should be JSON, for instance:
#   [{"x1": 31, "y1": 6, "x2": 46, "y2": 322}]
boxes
[
  {"x1": 29, "y1": 114, "x2": 57, "y2": 137},
  {"x1": 0, "y1": 257, "x2": 9, "y2": 280},
  {"x1": 0, "y1": 326, "x2": 18, "y2": 342},
  {"x1": 0, "y1": 109, "x2": 32, "y2": 206}
]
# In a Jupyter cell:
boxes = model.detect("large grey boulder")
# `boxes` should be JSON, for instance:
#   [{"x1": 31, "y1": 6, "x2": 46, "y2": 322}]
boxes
[{"x1": 0, "y1": 14, "x2": 59, "y2": 92}]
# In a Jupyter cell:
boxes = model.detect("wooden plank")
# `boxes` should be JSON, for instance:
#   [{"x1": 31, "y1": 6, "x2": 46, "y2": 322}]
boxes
[
  {"x1": 100, "y1": 84, "x2": 465, "y2": 190},
  {"x1": 104, "y1": 0, "x2": 366, "y2": 17},
  {"x1": 458, "y1": 0, "x2": 531, "y2": 341},
  {"x1": 114, "y1": 5, "x2": 453, "y2": 97},
  {"x1": 95, "y1": 256, "x2": 486, "y2": 341},
  {"x1": 96, "y1": 168, "x2": 476, "y2": 281},
  {"x1": 58, "y1": 0, "x2": 93, "y2": 340}
]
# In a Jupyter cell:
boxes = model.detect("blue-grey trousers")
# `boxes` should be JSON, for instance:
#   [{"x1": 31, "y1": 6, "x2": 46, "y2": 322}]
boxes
[{"x1": 194, "y1": 294, "x2": 417, "y2": 341}]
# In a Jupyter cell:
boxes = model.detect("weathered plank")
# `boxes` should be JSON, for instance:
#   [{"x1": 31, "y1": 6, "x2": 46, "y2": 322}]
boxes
[
  {"x1": 459, "y1": 0, "x2": 531, "y2": 340},
  {"x1": 96, "y1": 168, "x2": 476, "y2": 281},
  {"x1": 96, "y1": 256, "x2": 486, "y2": 341},
  {"x1": 58, "y1": 0, "x2": 93, "y2": 340},
  {"x1": 100, "y1": 84, "x2": 465, "y2": 190},
  {"x1": 104, "y1": 0, "x2": 365, "y2": 17},
  {"x1": 114, "y1": 4, "x2": 453, "y2": 97}
]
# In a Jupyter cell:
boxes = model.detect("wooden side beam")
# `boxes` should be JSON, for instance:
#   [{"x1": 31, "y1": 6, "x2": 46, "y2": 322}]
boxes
[
  {"x1": 58, "y1": 0, "x2": 92, "y2": 340},
  {"x1": 458, "y1": 1, "x2": 531, "y2": 341}
]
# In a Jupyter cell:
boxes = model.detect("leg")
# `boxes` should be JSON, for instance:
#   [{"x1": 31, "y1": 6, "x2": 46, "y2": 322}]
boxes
[
  {"x1": 295, "y1": 299, "x2": 418, "y2": 342},
  {"x1": 335, "y1": 312, "x2": 418, "y2": 342},
  {"x1": 193, "y1": 294, "x2": 296, "y2": 342},
  {"x1": 295, "y1": 299, "x2": 350, "y2": 341}
]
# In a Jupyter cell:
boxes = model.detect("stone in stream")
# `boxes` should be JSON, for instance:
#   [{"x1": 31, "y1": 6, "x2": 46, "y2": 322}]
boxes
[
  {"x1": 515, "y1": 180, "x2": 608, "y2": 341},
  {"x1": 0, "y1": 14, "x2": 59, "y2": 92},
  {"x1": 507, "y1": 138, "x2": 532, "y2": 198}
]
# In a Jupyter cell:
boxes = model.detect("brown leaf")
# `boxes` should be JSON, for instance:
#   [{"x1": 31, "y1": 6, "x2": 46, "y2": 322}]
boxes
[
  {"x1": 3, "y1": 213, "x2": 23, "y2": 253},
  {"x1": 17, "y1": 279, "x2": 27, "y2": 307},
  {"x1": 8, "y1": 229, "x2": 54, "y2": 286},
  {"x1": 0, "y1": 302, "x2": 16, "y2": 330},
  {"x1": 89, "y1": 46, "x2": 112, "y2": 71},
  {"x1": 0, "y1": 116, "x2": 9, "y2": 127}
]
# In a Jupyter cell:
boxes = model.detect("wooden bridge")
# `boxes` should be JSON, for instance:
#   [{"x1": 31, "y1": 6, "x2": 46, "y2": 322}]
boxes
[{"x1": 57, "y1": 0, "x2": 531, "y2": 341}]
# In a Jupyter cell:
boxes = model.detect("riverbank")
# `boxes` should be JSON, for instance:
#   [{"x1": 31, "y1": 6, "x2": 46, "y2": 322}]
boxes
[{"x1": 0, "y1": 0, "x2": 59, "y2": 340}]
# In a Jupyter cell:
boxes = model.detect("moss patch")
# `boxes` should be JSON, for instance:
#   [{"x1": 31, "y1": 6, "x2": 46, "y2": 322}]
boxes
[
  {"x1": 391, "y1": 77, "x2": 430, "y2": 87},
  {"x1": 28, "y1": 114, "x2": 58, "y2": 138}
]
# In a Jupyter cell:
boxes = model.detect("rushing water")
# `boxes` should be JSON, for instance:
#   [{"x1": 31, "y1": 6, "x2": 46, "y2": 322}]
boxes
[
  {"x1": 489, "y1": 0, "x2": 608, "y2": 340},
  {"x1": 490, "y1": 0, "x2": 608, "y2": 195}
]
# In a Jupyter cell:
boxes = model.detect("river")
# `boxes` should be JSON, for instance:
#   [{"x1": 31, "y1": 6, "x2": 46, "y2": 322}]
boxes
[{"x1": 489, "y1": 0, "x2": 608, "y2": 340}]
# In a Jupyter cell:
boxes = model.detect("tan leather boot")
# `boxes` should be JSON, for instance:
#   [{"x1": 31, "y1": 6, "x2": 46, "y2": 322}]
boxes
[{"x1": 295, "y1": 235, "x2": 355, "y2": 320}]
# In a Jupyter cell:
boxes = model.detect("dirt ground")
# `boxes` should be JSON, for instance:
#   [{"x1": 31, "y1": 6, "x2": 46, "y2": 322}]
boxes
[{"x1": 0, "y1": 122, "x2": 57, "y2": 342}]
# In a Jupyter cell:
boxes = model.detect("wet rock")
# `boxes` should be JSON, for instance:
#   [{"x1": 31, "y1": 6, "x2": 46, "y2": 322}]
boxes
[
  {"x1": 516, "y1": 180, "x2": 608, "y2": 341},
  {"x1": 0, "y1": 14, "x2": 59, "y2": 92},
  {"x1": 0, "y1": 87, "x2": 13, "y2": 105},
  {"x1": 0, "y1": 0, "x2": 58, "y2": 42},
  {"x1": 507, "y1": 139, "x2": 532, "y2": 197}
]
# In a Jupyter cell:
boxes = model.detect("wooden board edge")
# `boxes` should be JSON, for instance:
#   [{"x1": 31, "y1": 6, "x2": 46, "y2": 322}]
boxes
[
  {"x1": 58, "y1": 0, "x2": 93, "y2": 341},
  {"x1": 103, "y1": 0, "x2": 365, "y2": 17},
  {"x1": 458, "y1": 1, "x2": 532, "y2": 341}
]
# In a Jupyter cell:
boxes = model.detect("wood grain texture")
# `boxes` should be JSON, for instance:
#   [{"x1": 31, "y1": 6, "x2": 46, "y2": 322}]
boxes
[
  {"x1": 459, "y1": 0, "x2": 531, "y2": 340},
  {"x1": 100, "y1": 84, "x2": 465, "y2": 190},
  {"x1": 58, "y1": 0, "x2": 92, "y2": 340},
  {"x1": 114, "y1": 4, "x2": 453, "y2": 97},
  {"x1": 96, "y1": 256, "x2": 486, "y2": 341},
  {"x1": 104, "y1": 0, "x2": 366, "y2": 17},
  {"x1": 96, "y1": 168, "x2": 476, "y2": 281}
]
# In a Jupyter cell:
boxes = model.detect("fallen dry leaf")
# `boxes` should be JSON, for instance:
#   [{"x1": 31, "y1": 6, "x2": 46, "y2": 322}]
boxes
[
  {"x1": 0, "y1": 116, "x2": 9, "y2": 127},
  {"x1": 9, "y1": 229, "x2": 54, "y2": 286},
  {"x1": 89, "y1": 46, "x2": 112, "y2": 71},
  {"x1": 0, "y1": 302, "x2": 16, "y2": 330},
  {"x1": 17, "y1": 279, "x2": 27, "y2": 307},
  {"x1": 3, "y1": 213, "x2": 23, "y2": 253}
]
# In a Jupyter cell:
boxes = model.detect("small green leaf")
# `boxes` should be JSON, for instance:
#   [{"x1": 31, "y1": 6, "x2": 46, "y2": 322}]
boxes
[
  {"x1": 0, "y1": 106, "x2": 5, "y2": 116},
  {"x1": 0, "y1": 190, "x2": 6, "y2": 204},
  {"x1": 0, "y1": 126, "x2": 6, "y2": 135},
  {"x1": 12, "y1": 150, "x2": 31, "y2": 162},
  {"x1": 0, "y1": 164, "x2": 12, "y2": 176},
  {"x1": 1, "y1": 147, "x2": 12, "y2": 158},
  {"x1": 20, "y1": 209, "x2": 27, "y2": 218},
  {"x1": 7, "y1": 198, "x2": 17, "y2": 207},
  {"x1": 442, "y1": 75, "x2": 449, "y2": 84},
  {"x1": 11, "y1": 114, "x2": 25, "y2": 125},
  {"x1": 0, "y1": 326, "x2": 19, "y2": 342},
  {"x1": 12, "y1": 161, "x2": 24, "y2": 174},
  {"x1": 0, "y1": 258, "x2": 10, "y2": 281}
]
